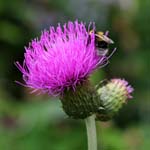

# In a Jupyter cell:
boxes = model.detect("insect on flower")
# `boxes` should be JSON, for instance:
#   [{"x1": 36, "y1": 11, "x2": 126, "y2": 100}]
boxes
[{"x1": 87, "y1": 30, "x2": 115, "y2": 56}]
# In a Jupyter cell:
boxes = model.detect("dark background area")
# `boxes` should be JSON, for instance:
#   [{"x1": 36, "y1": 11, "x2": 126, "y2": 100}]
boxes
[{"x1": 0, "y1": 0, "x2": 149, "y2": 150}]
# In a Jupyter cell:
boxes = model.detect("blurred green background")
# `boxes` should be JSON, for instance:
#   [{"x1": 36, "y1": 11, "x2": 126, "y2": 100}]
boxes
[{"x1": 0, "y1": 0, "x2": 149, "y2": 150}]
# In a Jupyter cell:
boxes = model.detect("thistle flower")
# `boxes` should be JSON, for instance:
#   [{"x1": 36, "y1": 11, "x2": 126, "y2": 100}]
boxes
[
  {"x1": 96, "y1": 78, "x2": 134, "y2": 121},
  {"x1": 15, "y1": 21, "x2": 107, "y2": 96},
  {"x1": 16, "y1": 21, "x2": 108, "y2": 119}
]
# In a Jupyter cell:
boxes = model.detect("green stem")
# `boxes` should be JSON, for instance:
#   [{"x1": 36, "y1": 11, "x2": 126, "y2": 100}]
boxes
[{"x1": 85, "y1": 115, "x2": 97, "y2": 150}]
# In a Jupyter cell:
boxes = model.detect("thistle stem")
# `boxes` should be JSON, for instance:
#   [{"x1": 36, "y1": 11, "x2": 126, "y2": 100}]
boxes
[{"x1": 85, "y1": 115, "x2": 97, "y2": 150}]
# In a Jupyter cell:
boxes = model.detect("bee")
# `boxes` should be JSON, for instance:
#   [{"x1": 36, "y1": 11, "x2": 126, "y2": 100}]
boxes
[{"x1": 87, "y1": 30, "x2": 114, "y2": 55}]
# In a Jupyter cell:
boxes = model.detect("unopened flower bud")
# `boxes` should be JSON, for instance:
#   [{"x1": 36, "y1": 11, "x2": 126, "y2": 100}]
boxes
[{"x1": 96, "y1": 79, "x2": 134, "y2": 121}]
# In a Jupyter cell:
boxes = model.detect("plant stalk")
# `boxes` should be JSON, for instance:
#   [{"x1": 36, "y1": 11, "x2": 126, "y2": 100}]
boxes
[{"x1": 85, "y1": 115, "x2": 97, "y2": 150}]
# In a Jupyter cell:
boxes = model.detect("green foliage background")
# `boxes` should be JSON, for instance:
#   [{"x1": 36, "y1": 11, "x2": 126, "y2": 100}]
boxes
[{"x1": 0, "y1": 0, "x2": 149, "y2": 149}]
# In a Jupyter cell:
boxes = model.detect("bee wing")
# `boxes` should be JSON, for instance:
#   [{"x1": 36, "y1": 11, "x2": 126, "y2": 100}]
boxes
[{"x1": 95, "y1": 34, "x2": 114, "y2": 44}]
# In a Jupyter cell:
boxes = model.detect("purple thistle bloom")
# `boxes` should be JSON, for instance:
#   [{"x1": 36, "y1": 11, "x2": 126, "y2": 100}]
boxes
[{"x1": 15, "y1": 21, "x2": 107, "y2": 96}]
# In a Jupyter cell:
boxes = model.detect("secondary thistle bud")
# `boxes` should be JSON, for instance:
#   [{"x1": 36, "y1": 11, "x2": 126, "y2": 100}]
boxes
[{"x1": 96, "y1": 78, "x2": 134, "y2": 121}]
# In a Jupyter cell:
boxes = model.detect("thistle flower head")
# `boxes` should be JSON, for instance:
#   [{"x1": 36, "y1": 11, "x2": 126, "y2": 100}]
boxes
[{"x1": 16, "y1": 21, "x2": 107, "y2": 96}]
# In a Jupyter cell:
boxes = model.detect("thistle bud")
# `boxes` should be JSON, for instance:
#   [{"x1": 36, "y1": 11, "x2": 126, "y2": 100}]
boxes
[{"x1": 96, "y1": 79, "x2": 134, "y2": 121}]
